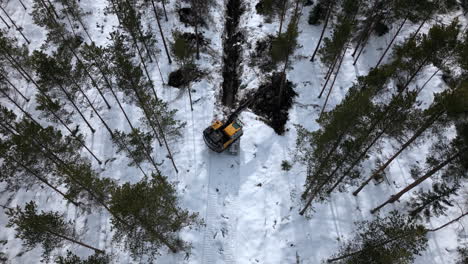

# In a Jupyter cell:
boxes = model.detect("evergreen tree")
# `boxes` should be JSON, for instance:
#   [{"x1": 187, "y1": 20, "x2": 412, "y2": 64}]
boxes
[
  {"x1": 109, "y1": 174, "x2": 201, "y2": 259},
  {"x1": 111, "y1": 32, "x2": 181, "y2": 173},
  {"x1": 55, "y1": 0, "x2": 93, "y2": 42},
  {"x1": 112, "y1": 128, "x2": 155, "y2": 167},
  {"x1": 326, "y1": 211, "x2": 428, "y2": 263},
  {"x1": 371, "y1": 122, "x2": 468, "y2": 214},
  {"x1": 6, "y1": 202, "x2": 104, "y2": 261},
  {"x1": 318, "y1": 0, "x2": 358, "y2": 99},
  {"x1": 407, "y1": 183, "x2": 458, "y2": 221},
  {"x1": 147, "y1": 0, "x2": 172, "y2": 63},
  {"x1": 31, "y1": 49, "x2": 96, "y2": 133},
  {"x1": 0, "y1": 112, "x2": 113, "y2": 207},
  {"x1": 170, "y1": 30, "x2": 198, "y2": 109},
  {"x1": 181, "y1": 0, "x2": 215, "y2": 59}
]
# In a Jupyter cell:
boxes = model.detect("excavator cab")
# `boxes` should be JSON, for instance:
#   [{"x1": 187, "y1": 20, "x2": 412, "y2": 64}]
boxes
[
  {"x1": 203, "y1": 118, "x2": 244, "y2": 153},
  {"x1": 204, "y1": 86, "x2": 266, "y2": 153}
]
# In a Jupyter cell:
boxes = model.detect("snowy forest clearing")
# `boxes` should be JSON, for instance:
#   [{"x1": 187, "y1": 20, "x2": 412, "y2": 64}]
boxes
[{"x1": 0, "y1": 0, "x2": 467, "y2": 263}]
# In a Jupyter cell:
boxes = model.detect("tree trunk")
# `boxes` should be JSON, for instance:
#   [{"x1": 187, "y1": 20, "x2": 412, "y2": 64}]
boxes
[
  {"x1": 370, "y1": 148, "x2": 468, "y2": 214},
  {"x1": 63, "y1": 1, "x2": 92, "y2": 42},
  {"x1": 129, "y1": 88, "x2": 165, "y2": 175},
  {"x1": 301, "y1": 132, "x2": 347, "y2": 199},
  {"x1": 194, "y1": 20, "x2": 200, "y2": 60},
  {"x1": 326, "y1": 56, "x2": 431, "y2": 190},
  {"x1": 319, "y1": 45, "x2": 348, "y2": 119},
  {"x1": 18, "y1": 0, "x2": 27, "y2": 10},
  {"x1": 428, "y1": 211, "x2": 468, "y2": 232},
  {"x1": 353, "y1": 40, "x2": 367, "y2": 65},
  {"x1": 0, "y1": 13, "x2": 10, "y2": 29},
  {"x1": 1, "y1": 53, "x2": 29, "y2": 81},
  {"x1": 0, "y1": 6, "x2": 30, "y2": 44},
  {"x1": 109, "y1": 0, "x2": 122, "y2": 25},
  {"x1": 375, "y1": 17, "x2": 407, "y2": 68},
  {"x1": 352, "y1": 15, "x2": 377, "y2": 57},
  {"x1": 319, "y1": 53, "x2": 340, "y2": 98},
  {"x1": 151, "y1": 107, "x2": 179, "y2": 173},
  {"x1": 278, "y1": 0, "x2": 288, "y2": 37},
  {"x1": 4, "y1": 122, "x2": 134, "y2": 234},
  {"x1": 0, "y1": 56, "x2": 103, "y2": 164},
  {"x1": 326, "y1": 232, "x2": 417, "y2": 262},
  {"x1": 44, "y1": 0, "x2": 60, "y2": 19},
  {"x1": 1, "y1": 74, "x2": 29, "y2": 102},
  {"x1": 1, "y1": 152, "x2": 81, "y2": 207},
  {"x1": 161, "y1": 0, "x2": 168, "y2": 21},
  {"x1": 47, "y1": 229, "x2": 104, "y2": 254},
  {"x1": 40, "y1": 0, "x2": 113, "y2": 111},
  {"x1": 310, "y1": 1, "x2": 332, "y2": 62},
  {"x1": 353, "y1": 110, "x2": 444, "y2": 196},
  {"x1": 0, "y1": 71, "x2": 102, "y2": 165},
  {"x1": 68, "y1": 77, "x2": 114, "y2": 136},
  {"x1": 90, "y1": 54, "x2": 155, "y2": 176},
  {"x1": 327, "y1": 127, "x2": 387, "y2": 194},
  {"x1": 54, "y1": 80, "x2": 96, "y2": 134},
  {"x1": 123, "y1": 0, "x2": 154, "y2": 63},
  {"x1": 418, "y1": 69, "x2": 440, "y2": 93},
  {"x1": 63, "y1": 8, "x2": 78, "y2": 37},
  {"x1": 408, "y1": 11, "x2": 431, "y2": 43},
  {"x1": 151, "y1": 0, "x2": 172, "y2": 64}
]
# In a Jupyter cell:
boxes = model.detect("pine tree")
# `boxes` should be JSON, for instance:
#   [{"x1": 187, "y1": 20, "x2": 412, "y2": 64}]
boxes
[
  {"x1": 148, "y1": 0, "x2": 172, "y2": 64},
  {"x1": 112, "y1": 128, "x2": 155, "y2": 167},
  {"x1": 353, "y1": 79, "x2": 464, "y2": 196},
  {"x1": 170, "y1": 30, "x2": 198, "y2": 110},
  {"x1": 181, "y1": 0, "x2": 215, "y2": 59},
  {"x1": 371, "y1": 123, "x2": 468, "y2": 214},
  {"x1": 407, "y1": 183, "x2": 458, "y2": 221},
  {"x1": 310, "y1": 0, "x2": 334, "y2": 62},
  {"x1": 109, "y1": 174, "x2": 201, "y2": 259},
  {"x1": 6, "y1": 201, "x2": 104, "y2": 261},
  {"x1": 30, "y1": 50, "x2": 97, "y2": 133},
  {"x1": 0, "y1": 113, "x2": 114, "y2": 207},
  {"x1": 326, "y1": 211, "x2": 428, "y2": 263},
  {"x1": 111, "y1": 32, "x2": 181, "y2": 173},
  {"x1": 56, "y1": 0, "x2": 93, "y2": 42},
  {"x1": 318, "y1": 0, "x2": 358, "y2": 99}
]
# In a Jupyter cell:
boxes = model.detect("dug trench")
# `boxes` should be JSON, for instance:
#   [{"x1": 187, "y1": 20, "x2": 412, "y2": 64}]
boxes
[
  {"x1": 221, "y1": 0, "x2": 244, "y2": 108},
  {"x1": 221, "y1": 0, "x2": 297, "y2": 135}
]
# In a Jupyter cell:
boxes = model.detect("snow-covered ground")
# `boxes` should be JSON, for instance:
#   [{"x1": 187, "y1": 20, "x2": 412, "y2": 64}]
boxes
[{"x1": 0, "y1": 0, "x2": 467, "y2": 263}]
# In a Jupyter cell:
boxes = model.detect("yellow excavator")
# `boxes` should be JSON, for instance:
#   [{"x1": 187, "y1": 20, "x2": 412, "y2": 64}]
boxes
[{"x1": 203, "y1": 89, "x2": 263, "y2": 153}]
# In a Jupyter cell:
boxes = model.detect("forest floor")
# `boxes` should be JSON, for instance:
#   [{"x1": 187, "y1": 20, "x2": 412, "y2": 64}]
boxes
[{"x1": 0, "y1": 0, "x2": 467, "y2": 263}]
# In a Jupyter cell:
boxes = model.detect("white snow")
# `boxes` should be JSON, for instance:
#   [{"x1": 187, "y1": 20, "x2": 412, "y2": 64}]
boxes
[{"x1": 0, "y1": 0, "x2": 467, "y2": 263}]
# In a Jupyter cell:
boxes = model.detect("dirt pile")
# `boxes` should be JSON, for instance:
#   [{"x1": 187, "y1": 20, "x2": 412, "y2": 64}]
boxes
[
  {"x1": 168, "y1": 66, "x2": 204, "y2": 88},
  {"x1": 249, "y1": 72, "x2": 297, "y2": 134},
  {"x1": 177, "y1": 7, "x2": 206, "y2": 27}
]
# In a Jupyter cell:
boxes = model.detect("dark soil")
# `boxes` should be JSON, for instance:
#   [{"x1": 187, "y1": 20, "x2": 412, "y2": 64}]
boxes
[
  {"x1": 249, "y1": 35, "x2": 275, "y2": 73},
  {"x1": 221, "y1": 0, "x2": 244, "y2": 107},
  {"x1": 177, "y1": 7, "x2": 206, "y2": 27},
  {"x1": 374, "y1": 20, "x2": 390, "y2": 36},
  {"x1": 168, "y1": 66, "x2": 204, "y2": 88},
  {"x1": 180, "y1": 32, "x2": 210, "y2": 50},
  {"x1": 248, "y1": 72, "x2": 297, "y2": 135}
]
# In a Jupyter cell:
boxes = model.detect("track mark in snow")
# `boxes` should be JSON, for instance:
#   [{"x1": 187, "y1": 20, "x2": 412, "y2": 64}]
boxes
[
  {"x1": 201, "y1": 153, "x2": 240, "y2": 264},
  {"x1": 201, "y1": 154, "x2": 219, "y2": 264}
]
